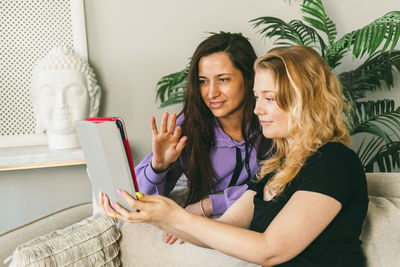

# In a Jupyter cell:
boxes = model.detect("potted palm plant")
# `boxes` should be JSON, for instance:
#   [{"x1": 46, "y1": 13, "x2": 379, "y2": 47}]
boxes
[{"x1": 156, "y1": 0, "x2": 400, "y2": 172}]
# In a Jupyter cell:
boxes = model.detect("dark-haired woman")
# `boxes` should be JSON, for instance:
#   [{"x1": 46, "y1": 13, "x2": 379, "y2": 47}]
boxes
[{"x1": 135, "y1": 32, "x2": 266, "y2": 229}]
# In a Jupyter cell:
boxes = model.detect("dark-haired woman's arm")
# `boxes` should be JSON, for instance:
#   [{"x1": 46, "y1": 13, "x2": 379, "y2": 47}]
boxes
[
  {"x1": 209, "y1": 184, "x2": 249, "y2": 215},
  {"x1": 135, "y1": 112, "x2": 186, "y2": 195}
]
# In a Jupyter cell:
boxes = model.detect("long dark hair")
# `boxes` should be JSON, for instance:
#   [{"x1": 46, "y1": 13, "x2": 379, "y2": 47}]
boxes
[{"x1": 173, "y1": 32, "x2": 264, "y2": 205}]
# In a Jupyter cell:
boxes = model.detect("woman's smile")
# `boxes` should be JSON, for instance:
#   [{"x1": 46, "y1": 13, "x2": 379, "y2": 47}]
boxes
[
  {"x1": 259, "y1": 120, "x2": 273, "y2": 125},
  {"x1": 209, "y1": 100, "x2": 225, "y2": 108}
]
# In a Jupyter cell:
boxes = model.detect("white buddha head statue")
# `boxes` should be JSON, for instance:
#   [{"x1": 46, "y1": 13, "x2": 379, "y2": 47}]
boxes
[{"x1": 31, "y1": 47, "x2": 101, "y2": 149}]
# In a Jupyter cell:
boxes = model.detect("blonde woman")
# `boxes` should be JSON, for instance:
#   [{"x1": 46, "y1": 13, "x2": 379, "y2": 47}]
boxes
[{"x1": 100, "y1": 46, "x2": 368, "y2": 267}]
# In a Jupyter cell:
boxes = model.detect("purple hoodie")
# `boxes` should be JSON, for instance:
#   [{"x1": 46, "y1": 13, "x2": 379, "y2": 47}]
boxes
[{"x1": 135, "y1": 115, "x2": 259, "y2": 215}]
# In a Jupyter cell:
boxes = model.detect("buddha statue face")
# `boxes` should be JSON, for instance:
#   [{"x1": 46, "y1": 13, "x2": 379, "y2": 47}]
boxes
[
  {"x1": 35, "y1": 69, "x2": 90, "y2": 135},
  {"x1": 31, "y1": 47, "x2": 101, "y2": 149}
]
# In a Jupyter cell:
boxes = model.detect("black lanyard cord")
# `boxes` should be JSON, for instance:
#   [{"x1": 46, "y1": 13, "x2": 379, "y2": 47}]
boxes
[
  {"x1": 228, "y1": 144, "x2": 251, "y2": 187},
  {"x1": 244, "y1": 144, "x2": 251, "y2": 180}
]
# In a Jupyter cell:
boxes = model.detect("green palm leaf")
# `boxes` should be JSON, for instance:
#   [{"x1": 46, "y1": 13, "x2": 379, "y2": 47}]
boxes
[
  {"x1": 301, "y1": 0, "x2": 337, "y2": 45},
  {"x1": 158, "y1": 91, "x2": 186, "y2": 108},
  {"x1": 325, "y1": 34, "x2": 351, "y2": 68},
  {"x1": 339, "y1": 50, "x2": 400, "y2": 99},
  {"x1": 250, "y1": 17, "x2": 326, "y2": 53},
  {"x1": 356, "y1": 136, "x2": 385, "y2": 171},
  {"x1": 350, "y1": 100, "x2": 400, "y2": 143},
  {"x1": 156, "y1": 66, "x2": 188, "y2": 108},
  {"x1": 364, "y1": 141, "x2": 400, "y2": 172},
  {"x1": 331, "y1": 11, "x2": 400, "y2": 60}
]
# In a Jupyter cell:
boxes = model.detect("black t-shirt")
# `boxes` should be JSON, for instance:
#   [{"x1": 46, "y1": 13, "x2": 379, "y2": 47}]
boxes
[{"x1": 248, "y1": 142, "x2": 368, "y2": 267}]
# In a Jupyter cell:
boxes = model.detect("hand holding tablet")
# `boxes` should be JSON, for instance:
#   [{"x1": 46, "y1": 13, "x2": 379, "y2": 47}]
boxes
[{"x1": 76, "y1": 117, "x2": 139, "y2": 211}]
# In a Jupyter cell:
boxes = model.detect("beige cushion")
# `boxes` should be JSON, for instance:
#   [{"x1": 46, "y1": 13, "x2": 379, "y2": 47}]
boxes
[
  {"x1": 0, "y1": 203, "x2": 92, "y2": 265},
  {"x1": 5, "y1": 213, "x2": 121, "y2": 267},
  {"x1": 119, "y1": 222, "x2": 259, "y2": 267},
  {"x1": 361, "y1": 173, "x2": 400, "y2": 267},
  {"x1": 119, "y1": 182, "x2": 258, "y2": 266}
]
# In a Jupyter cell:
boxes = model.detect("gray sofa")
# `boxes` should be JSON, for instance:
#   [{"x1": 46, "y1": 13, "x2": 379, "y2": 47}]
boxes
[{"x1": 1, "y1": 172, "x2": 399, "y2": 266}]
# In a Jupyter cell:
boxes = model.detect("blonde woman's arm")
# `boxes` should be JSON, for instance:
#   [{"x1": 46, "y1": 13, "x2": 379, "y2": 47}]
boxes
[{"x1": 101, "y1": 190, "x2": 341, "y2": 266}]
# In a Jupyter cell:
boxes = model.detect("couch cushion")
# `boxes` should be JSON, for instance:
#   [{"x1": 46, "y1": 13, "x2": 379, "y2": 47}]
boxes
[
  {"x1": 119, "y1": 222, "x2": 259, "y2": 267},
  {"x1": 361, "y1": 173, "x2": 400, "y2": 267},
  {"x1": 4, "y1": 213, "x2": 121, "y2": 267},
  {"x1": 0, "y1": 203, "x2": 92, "y2": 265},
  {"x1": 365, "y1": 173, "x2": 400, "y2": 197}
]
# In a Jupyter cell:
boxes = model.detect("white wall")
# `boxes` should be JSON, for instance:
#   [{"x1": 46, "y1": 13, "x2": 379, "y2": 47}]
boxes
[
  {"x1": 0, "y1": 165, "x2": 91, "y2": 233},
  {"x1": 83, "y1": 0, "x2": 400, "y2": 163},
  {"x1": 1, "y1": 0, "x2": 399, "y2": 233}
]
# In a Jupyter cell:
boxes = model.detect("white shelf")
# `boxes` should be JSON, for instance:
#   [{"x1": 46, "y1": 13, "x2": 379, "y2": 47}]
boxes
[{"x1": 0, "y1": 145, "x2": 85, "y2": 171}]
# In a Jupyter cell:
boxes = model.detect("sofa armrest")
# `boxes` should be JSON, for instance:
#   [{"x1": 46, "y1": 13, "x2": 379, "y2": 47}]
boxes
[
  {"x1": 0, "y1": 202, "x2": 92, "y2": 266},
  {"x1": 361, "y1": 173, "x2": 400, "y2": 267}
]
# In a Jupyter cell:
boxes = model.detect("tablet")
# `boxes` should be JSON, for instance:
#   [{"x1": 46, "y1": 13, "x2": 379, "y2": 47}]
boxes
[
  {"x1": 76, "y1": 118, "x2": 138, "y2": 211},
  {"x1": 87, "y1": 117, "x2": 139, "y2": 192}
]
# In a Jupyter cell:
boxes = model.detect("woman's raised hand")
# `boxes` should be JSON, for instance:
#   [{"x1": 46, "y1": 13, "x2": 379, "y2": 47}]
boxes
[{"x1": 150, "y1": 112, "x2": 187, "y2": 172}]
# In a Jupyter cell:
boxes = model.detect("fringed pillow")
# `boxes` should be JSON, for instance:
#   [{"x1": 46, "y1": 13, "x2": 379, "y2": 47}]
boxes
[{"x1": 5, "y1": 213, "x2": 120, "y2": 267}]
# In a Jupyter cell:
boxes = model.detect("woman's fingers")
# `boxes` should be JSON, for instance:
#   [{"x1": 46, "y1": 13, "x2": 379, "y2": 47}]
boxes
[
  {"x1": 114, "y1": 192, "x2": 167, "y2": 222},
  {"x1": 99, "y1": 191, "x2": 157, "y2": 223},
  {"x1": 176, "y1": 135, "x2": 187, "y2": 153},
  {"x1": 164, "y1": 232, "x2": 184, "y2": 245},
  {"x1": 99, "y1": 192, "x2": 112, "y2": 216},
  {"x1": 173, "y1": 125, "x2": 182, "y2": 138},
  {"x1": 168, "y1": 113, "x2": 177, "y2": 134},
  {"x1": 151, "y1": 112, "x2": 180, "y2": 138},
  {"x1": 169, "y1": 236, "x2": 178, "y2": 244},
  {"x1": 173, "y1": 126, "x2": 187, "y2": 153},
  {"x1": 164, "y1": 232, "x2": 178, "y2": 244},
  {"x1": 150, "y1": 116, "x2": 158, "y2": 135},
  {"x1": 164, "y1": 232, "x2": 172, "y2": 243},
  {"x1": 99, "y1": 192, "x2": 108, "y2": 215},
  {"x1": 118, "y1": 190, "x2": 152, "y2": 212},
  {"x1": 117, "y1": 189, "x2": 138, "y2": 207},
  {"x1": 110, "y1": 201, "x2": 144, "y2": 222},
  {"x1": 99, "y1": 191, "x2": 146, "y2": 222},
  {"x1": 110, "y1": 192, "x2": 181, "y2": 225},
  {"x1": 153, "y1": 112, "x2": 179, "y2": 134},
  {"x1": 101, "y1": 193, "x2": 118, "y2": 218},
  {"x1": 160, "y1": 112, "x2": 169, "y2": 133}
]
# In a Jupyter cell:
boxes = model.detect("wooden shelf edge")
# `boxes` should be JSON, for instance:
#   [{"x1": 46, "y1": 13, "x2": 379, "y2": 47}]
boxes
[{"x1": 0, "y1": 160, "x2": 86, "y2": 171}]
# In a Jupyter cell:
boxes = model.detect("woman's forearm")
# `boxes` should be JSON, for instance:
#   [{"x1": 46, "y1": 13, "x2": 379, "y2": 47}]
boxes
[
  {"x1": 155, "y1": 220, "x2": 211, "y2": 248},
  {"x1": 159, "y1": 191, "x2": 256, "y2": 248},
  {"x1": 108, "y1": 190, "x2": 273, "y2": 264},
  {"x1": 168, "y1": 212, "x2": 273, "y2": 265}
]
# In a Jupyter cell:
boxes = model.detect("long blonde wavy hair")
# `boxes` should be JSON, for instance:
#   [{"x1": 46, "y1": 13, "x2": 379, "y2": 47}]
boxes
[{"x1": 256, "y1": 46, "x2": 350, "y2": 197}]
